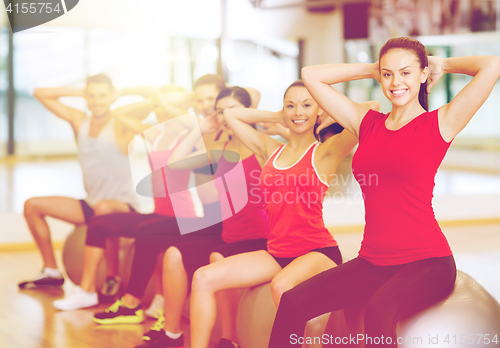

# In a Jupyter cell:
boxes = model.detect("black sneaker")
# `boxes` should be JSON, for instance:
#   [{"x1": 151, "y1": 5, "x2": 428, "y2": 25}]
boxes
[
  {"x1": 18, "y1": 272, "x2": 64, "y2": 289},
  {"x1": 142, "y1": 309, "x2": 165, "y2": 342},
  {"x1": 217, "y1": 338, "x2": 239, "y2": 348},
  {"x1": 93, "y1": 298, "x2": 144, "y2": 325},
  {"x1": 99, "y1": 276, "x2": 121, "y2": 303},
  {"x1": 135, "y1": 333, "x2": 183, "y2": 348}
]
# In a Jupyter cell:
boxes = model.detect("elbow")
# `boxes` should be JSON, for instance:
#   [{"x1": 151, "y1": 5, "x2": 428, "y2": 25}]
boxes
[
  {"x1": 490, "y1": 56, "x2": 500, "y2": 76},
  {"x1": 33, "y1": 88, "x2": 43, "y2": 100},
  {"x1": 250, "y1": 90, "x2": 260, "y2": 108},
  {"x1": 33, "y1": 88, "x2": 53, "y2": 101},
  {"x1": 302, "y1": 66, "x2": 321, "y2": 87},
  {"x1": 301, "y1": 67, "x2": 312, "y2": 84}
]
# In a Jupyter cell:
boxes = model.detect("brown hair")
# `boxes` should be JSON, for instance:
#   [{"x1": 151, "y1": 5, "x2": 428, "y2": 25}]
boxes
[
  {"x1": 86, "y1": 73, "x2": 114, "y2": 90},
  {"x1": 379, "y1": 37, "x2": 428, "y2": 111},
  {"x1": 283, "y1": 80, "x2": 306, "y2": 99},
  {"x1": 215, "y1": 87, "x2": 252, "y2": 108},
  {"x1": 319, "y1": 123, "x2": 344, "y2": 143},
  {"x1": 193, "y1": 74, "x2": 226, "y2": 93}
]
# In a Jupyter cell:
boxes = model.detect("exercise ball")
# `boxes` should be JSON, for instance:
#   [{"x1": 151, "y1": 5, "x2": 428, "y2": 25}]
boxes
[
  {"x1": 237, "y1": 283, "x2": 276, "y2": 348},
  {"x1": 303, "y1": 312, "x2": 332, "y2": 348},
  {"x1": 236, "y1": 283, "x2": 332, "y2": 348},
  {"x1": 396, "y1": 270, "x2": 500, "y2": 348},
  {"x1": 324, "y1": 270, "x2": 500, "y2": 347},
  {"x1": 62, "y1": 225, "x2": 108, "y2": 289}
]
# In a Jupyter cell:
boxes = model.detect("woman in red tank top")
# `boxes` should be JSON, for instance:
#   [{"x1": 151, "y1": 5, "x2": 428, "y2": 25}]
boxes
[
  {"x1": 188, "y1": 81, "x2": 373, "y2": 348},
  {"x1": 269, "y1": 37, "x2": 500, "y2": 347},
  {"x1": 135, "y1": 87, "x2": 271, "y2": 348}
]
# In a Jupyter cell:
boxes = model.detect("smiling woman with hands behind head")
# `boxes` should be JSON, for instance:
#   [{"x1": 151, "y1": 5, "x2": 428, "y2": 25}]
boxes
[
  {"x1": 188, "y1": 80, "x2": 379, "y2": 348},
  {"x1": 267, "y1": 37, "x2": 500, "y2": 348}
]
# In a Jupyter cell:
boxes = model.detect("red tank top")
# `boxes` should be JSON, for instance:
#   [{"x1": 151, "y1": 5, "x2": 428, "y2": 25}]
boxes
[
  {"x1": 149, "y1": 134, "x2": 196, "y2": 218},
  {"x1": 261, "y1": 142, "x2": 337, "y2": 258},
  {"x1": 214, "y1": 143, "x2": 269, "y2": 243},
  {"x1": 352, "y1": 109, "x2": 453, "y2": 265}
]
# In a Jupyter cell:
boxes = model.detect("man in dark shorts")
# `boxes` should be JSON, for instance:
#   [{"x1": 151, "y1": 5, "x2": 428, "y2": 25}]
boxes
[{"x1": 18, "y1": 75, "x2": 152, "y2": 291}]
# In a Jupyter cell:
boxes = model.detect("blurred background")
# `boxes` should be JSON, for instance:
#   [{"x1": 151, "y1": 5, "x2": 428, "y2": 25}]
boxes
[
  {"x1": 1, "y1": 0, "x2": 498, "y2": 160},
  {"x1": 0, "y1": 0, "x2": 499, "y2": 310}
]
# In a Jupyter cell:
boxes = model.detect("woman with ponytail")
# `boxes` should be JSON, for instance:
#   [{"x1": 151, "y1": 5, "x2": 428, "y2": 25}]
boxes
[
  {"x1": 268, "y1": 37, "x2": 500, "y2": 347},
  {"x1": 188, "y1": 81, "x2": 379, "y2": 348}
]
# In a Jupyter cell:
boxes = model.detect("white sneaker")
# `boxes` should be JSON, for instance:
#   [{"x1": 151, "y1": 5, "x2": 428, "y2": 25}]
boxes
[
  {"x1": 145, "y1": 294, "x2": 164, "y2": 318},
  {"x1": 53, "y1": 287, "x2": 98, "y2": 311}
]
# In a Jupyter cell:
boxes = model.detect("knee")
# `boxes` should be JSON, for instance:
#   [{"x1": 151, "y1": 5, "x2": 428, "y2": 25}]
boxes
[
  {"x1": 276, "y1": 285, "x2": 303, "y2": 314},
  {"x1": 93, "y1": 201, "x2": 113, "y2": 216},
  {"x1": 192, "y1": 265, "x2": 217, "y2": 293},
  {"x1": 270, "y1": 277, "x2": 293, "y2": 303},
  {"x1": 209, "y1": 252, "x2": 224, "y2": 263},
  {"x1": 24, "y1": 197, "x2": 42, "y2": 216},
  {"x1": 164, "y1": 246, "x2": 183, "y2": 270},
  {"x1": 365, "y1": 296, "x2": 395, "y2": 325},
  {"x1": 85, "y1": 218, "x2": 113, "y2": 246}
]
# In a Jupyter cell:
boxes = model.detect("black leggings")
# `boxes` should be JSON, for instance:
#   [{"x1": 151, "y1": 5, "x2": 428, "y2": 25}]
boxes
[
  {"x1": 126, "y1": 218, "x2": 221, "y2": 298},
  {"x1": 85, "y1": 212, "x2": 167, "y2": 248},
  {"x1": 85, "y1": 204, "x2": 222, "y2": 300},
  {"x1": 268, "y1": 256, "x2": 456, "y2": 348}
]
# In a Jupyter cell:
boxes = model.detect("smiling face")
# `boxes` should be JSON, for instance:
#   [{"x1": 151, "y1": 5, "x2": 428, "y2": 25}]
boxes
[
  {"x1": 283, "y1": 86, "x2": 323, "y2": 135},
  {"x1": 216, "y1": 96, "x2": 246, "y2": 136},
  {"x1": 85, "y1": 82, "x2": 115, "y2": 118},
  {"x1": 193, "y1": 84, "x2": 221, "y2": 117},
  {"x1": 380, "y1": 49, "x2": 428, "y2": 108}
]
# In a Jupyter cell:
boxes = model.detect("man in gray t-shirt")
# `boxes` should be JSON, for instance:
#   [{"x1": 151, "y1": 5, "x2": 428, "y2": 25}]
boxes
[{"x1": 18, "y1": 74, "x2": 151, "y2": 291}]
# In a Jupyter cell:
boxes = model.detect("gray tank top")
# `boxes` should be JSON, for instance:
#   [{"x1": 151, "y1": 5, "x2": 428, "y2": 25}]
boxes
[{"x1": 77, "y1": 117, "x2": 139, "y2": 210}]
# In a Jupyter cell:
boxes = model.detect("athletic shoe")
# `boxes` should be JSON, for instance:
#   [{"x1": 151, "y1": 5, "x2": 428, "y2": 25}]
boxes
[
  {"x1": 93, "y1": 298, "x2": 144, "y2": 325},
  {"x1": 18, "y1": 271, "x2": 64, "y2": 289},
  {"x1": 217, "y1": 338, "x2": 239, "y2": 348},
  {"x1": 135, "y1": 332, "x2": 184, "y2": 348},
  {"x1": 142, "y1": 310, "x2": 165, "y2": 342},
  {"x1": 145, "y1": 294, "x2": 164, "y2": 318},
  {"x1": 53, "y1": 286, "x2": 98, "y2": 311},
  {"x1": 99, "y1": 276, "x2": 121, "y2": 303}
]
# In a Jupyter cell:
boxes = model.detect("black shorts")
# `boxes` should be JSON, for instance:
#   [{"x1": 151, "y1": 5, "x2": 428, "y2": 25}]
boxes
[
  {"x1": 176, "y1": 238, "x2": 268, "y2": 288},
  {"x1": 272, "y1": 246, "x2": 343, "y2": 269},
  {"x1": 212, "y1": 238, "x2": 267, "y2": 258},
  {"x1": 79, "y1": 200, "x2": 136, "y2": 223}
]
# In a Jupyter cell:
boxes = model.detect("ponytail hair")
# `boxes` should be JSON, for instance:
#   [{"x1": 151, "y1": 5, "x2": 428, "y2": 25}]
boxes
[
  {"x1": 380, "y1": 37, "x2": 429, "y2": 111},
  {"x1": 313, "y1": 120, "x2": 320, "y2": 142},
  {"x1": 419, "y1": 80, "x2": 428, "y2": 111}
]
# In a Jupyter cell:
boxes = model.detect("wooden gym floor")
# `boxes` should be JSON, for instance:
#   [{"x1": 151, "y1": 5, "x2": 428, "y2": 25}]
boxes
[{"x1": 1, "y1": 222, "x2": 500, "y2": 348}]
